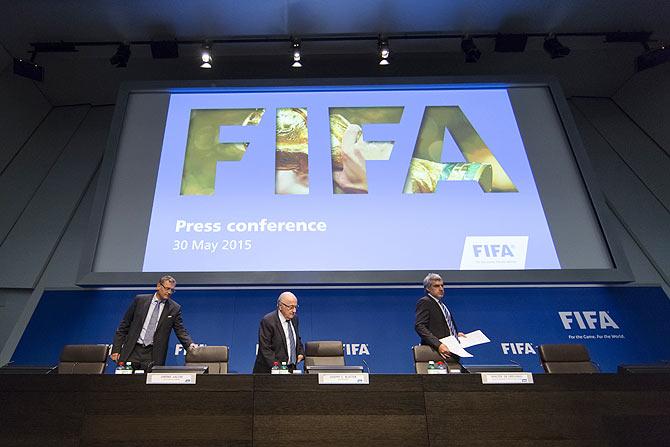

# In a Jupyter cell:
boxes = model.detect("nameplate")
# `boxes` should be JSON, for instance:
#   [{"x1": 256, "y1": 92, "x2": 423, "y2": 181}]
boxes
[
  {"x1": 318, "y1": 373, "x2": 369, "y2": 385},
  {"x1": 146, "y1": 372, "x2": 197, "y2": 385},
  {"x1": 481, "y1": 372, "x2": 533, "y2": 384},
  {"x1": 426, "y1": 368, "x2": 448, "y2": 375},
  {"x1": 114, "y1": 369, "x2": 133, "y2": 375}
]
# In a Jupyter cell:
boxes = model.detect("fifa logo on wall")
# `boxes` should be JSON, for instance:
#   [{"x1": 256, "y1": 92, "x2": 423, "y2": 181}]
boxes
[
  {"x1": 343, "y1": 343, "x2": 370, "y2": 355},
  {"x1": 559, "y1": 311, "x2": 620, "y2": 330}
]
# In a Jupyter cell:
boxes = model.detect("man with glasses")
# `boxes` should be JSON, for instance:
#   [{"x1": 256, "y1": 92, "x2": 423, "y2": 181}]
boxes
[
  {"x1": 253, "y1": 291, "x2": 305, "y2": 373},
  {"x1": 111, "y1": 275, "x2": 197, "y2": 371}
]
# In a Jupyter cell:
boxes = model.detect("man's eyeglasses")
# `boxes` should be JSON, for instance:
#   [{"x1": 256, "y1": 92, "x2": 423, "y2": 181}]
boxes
[
  {"x1": 159, "y1": 282, "x2": 176, "y2": 294},
  {"x1": 279, "y1": 302, "x2": 299, "y2": 310}
]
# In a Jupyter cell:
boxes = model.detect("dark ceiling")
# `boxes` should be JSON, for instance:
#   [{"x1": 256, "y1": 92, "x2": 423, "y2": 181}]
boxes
[{"x1": 1, "y1": 1, "x2": 668, "y2": 105}]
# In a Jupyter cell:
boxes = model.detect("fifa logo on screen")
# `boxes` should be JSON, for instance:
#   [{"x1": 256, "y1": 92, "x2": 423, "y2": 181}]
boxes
[
  {"x1": 558, "y1": 311, "x2": 620, "y2": 330},
  {"x1": 473, "y1": 244, "x2": 515, "y2": 258},
  {"x1": 343, "y1": 343, "x2": 370, "y2": 355},
  {"x1": 179, "y1": 106, "x2": 518, "y2": 195},
  {"x1": 501, "y1": 342, "x2": 536, "y2": 355}
]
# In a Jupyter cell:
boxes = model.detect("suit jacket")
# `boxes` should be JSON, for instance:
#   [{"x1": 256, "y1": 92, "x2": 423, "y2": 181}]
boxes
[
  {"x1": 414, "y1": 295, "x2": 460, "y2": 351},
  {"x1": 253, "y1": 310, "x2": 304, "y2": 373},
  {"x1": 112, "y1": 294, "x2": 193, "y2": 366}
]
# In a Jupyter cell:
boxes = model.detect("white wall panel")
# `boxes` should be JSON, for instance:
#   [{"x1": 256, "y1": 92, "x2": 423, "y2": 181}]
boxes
[
  {"x1": 570, "y1": 97, "x2": 670, "y2": 211},
  {"x1": 0, "y1": 107, "x2": 113, "y2": 288},
  {"x1": 571, "y1": 99, "x2": 670, "y2": 285},
  {"x1": 0, "y1": 71, "x2": 51, "y2": 172},
  {"x1": 0, "y1": 106, "x2": 89, "y2": 242},
  {"x1": 613, "y1": 63, "x2": 670, "y2": 153}
]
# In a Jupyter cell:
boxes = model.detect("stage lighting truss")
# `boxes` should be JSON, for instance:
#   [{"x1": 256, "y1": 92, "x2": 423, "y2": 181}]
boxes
[{"x1": 22, "y1": 29, "x2": 661, "y2": 80}]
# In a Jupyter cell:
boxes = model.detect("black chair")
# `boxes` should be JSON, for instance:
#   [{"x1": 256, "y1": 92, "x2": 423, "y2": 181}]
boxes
[
  {"x1": 304, "y1": 341, "x2": 345, "y2": 373},
  {"x1": 538, "y1": 344, "x2": 599, "y2": 373},
  {"x1": 185, "y1": 346, "x2": 229, "y2": 374},
  {"x1": 58, "y1": 344, "x2": 109, "y2": 374},
  {"x1": 412, "y1": 345, "x2": 460, "y2": 373}
]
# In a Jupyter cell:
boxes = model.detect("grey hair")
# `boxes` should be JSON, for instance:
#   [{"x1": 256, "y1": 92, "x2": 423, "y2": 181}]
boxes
[
  {"x1": 276, "y1": 291, "x2": 294, "y2": 307},
  {"x1": 159, "y1": 275, "x2": 176, "y2": 285},
  {"x1": 423, "y1": 273, "x2": 442, "y2": 289}
]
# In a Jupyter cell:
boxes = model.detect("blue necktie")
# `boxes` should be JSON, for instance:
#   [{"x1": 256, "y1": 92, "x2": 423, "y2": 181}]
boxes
[
  {"x1": 287, "y1": 321, "x2": 296, "y2": 364},
  {"x1": 143, "y1": 301, "x2": 161, "y2": 346},
  {"x1": 440, "y1": 301, "x2": 457, "y2": 336}
]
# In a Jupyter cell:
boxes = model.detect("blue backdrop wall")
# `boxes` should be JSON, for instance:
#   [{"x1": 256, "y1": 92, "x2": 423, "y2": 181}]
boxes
[{"x1": 11, "y1": 285, "x2": 670, "y2": 373}]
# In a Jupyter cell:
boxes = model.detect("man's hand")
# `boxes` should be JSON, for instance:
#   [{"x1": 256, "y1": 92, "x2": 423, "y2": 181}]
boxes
[
  {"x1": 188, "y1": 343, "x2": 198, "y2": 352},
  {"x1": 297, "y1": 354, "x2": 304, "y2": 363},
  {"x1": 457, "y1": 332, "x2": 466, "y2": 338},
  {"x1": 438, "y1": 344, "x2": 451, "y2": 359},
  {"x1": 110, "y1": 353, "x2": 120, "y2": 362}
]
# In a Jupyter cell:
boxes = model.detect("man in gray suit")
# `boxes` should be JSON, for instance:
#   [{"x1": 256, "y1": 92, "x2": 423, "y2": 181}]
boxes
[
  {"x1": 253, "y1": 291, "x2": 305, "y2": 373},
  {"x1": 111, "y1": 275, "x2": 197, "y2": 370},
  {"x1": 415, "y1": 273, "x2": 465, "y2": 364}
]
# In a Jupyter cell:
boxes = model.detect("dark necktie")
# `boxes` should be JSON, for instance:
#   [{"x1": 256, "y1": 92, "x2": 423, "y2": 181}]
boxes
[
  {"x1": 143, "y1": 301, "x2": 161, "y2": 346},
  {"x1": 287, "y1": 321, "x2": 296, "y2": 364},
  {"x1": 440, "y1": 301, "x2": 457, "y2": 336}
]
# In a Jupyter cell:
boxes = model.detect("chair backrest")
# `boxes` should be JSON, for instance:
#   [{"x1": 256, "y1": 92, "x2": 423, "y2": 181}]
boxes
[
  {"x1": 413, "y1": 345, "x2": 447, "y2": 374},
  {"x1": 58, "y1": 344, "x2": 109, "y2": 374},
  {"x1": 185, "y1": 346, "x2": 229, "y2": 374},
  {"x1": 304, "y1": 341, "x2": 345, "y2": 369},
  {"x1": 539, "y1": 344, "x2": 599, "y2": 374}
]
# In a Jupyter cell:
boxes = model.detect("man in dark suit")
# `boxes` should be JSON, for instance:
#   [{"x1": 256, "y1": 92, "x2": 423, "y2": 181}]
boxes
[
  {"x1": 415, "y1": 273, "x2": 465, "y2": 364},
  {"x1": 253, "y1": 291, "x2": 305, "y2": 373},
  {"x1": 111, "y1": 275, "x2": 197, "y2": 370}
]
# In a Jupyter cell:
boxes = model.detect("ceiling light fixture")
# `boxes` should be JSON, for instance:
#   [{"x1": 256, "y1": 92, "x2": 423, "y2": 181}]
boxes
[
  {"x1": 543, "y1": 35, "x2": 570, "y2": 59},
  {"x1": 291, "y1": 38, "x2": 302, "y2": 68},
  {"x1": 461, "y1": 36, "x2": 481, "y2": 63},
  {"x1": 378, "y1": 36, "x2": 390, "y2": 66},
  {"x1": 200, "y1": 42, "x2": 213, "y2": 69},
  {"x1": 109, "y1": 43, "x2": 131, "y2": 67}
]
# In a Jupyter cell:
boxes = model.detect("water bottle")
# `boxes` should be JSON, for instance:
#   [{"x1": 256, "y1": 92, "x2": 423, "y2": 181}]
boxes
[
  {"x1": 436, "y1": 361, "x2": 447, "y2": 374},
  {"x1": 271, "y1": 361, "x2": 280, "y2": 375},
  {"x1": 427, "y1": 360, "x2": 436, "y2": 374},
  {"x1": 125, "y1": 361, "x2": 133, "y2": 371},
  {"x1": 280, "y1": 361, "x2": 289, "y2": 374}
]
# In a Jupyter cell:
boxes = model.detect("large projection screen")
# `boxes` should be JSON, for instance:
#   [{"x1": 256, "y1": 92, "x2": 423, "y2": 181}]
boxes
[{"x1": 78, "y1": 77, "x2": 630, "y2": 285}]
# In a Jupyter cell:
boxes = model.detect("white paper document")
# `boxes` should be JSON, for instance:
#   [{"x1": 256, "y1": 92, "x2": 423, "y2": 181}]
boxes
[
  {"x1": 439, "y1": 330, "x2": 490, "y2": 358},
  {"x1": 458, "y1": 330, "x2": 490, "y2": 349},
  {"x1": 439, "y1": 336, "x2": 473, "y2": 358}
]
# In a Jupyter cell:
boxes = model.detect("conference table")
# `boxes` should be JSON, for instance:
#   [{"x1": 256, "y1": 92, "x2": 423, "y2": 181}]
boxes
[{"x1": 2, "y1": 373, "x2": 669, "y2": 446}]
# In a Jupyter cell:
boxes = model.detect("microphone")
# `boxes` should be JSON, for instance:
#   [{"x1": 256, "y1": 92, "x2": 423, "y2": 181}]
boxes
[
  {"x1": 45, "y1": 364, "x2": 59, "y2": 374},
  {"x1": 361, "y1": 358, "x2": 372, "y2": 374}
]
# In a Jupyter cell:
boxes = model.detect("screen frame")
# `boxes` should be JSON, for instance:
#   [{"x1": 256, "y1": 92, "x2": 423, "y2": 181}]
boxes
[{"x1": 77, "y1": 76, "x2": 631, "y2": 286}]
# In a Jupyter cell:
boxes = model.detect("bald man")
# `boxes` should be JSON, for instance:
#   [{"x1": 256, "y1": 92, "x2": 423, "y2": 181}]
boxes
[{"x1": 253, "y1": 291, "x2": 305, "y2": 373}]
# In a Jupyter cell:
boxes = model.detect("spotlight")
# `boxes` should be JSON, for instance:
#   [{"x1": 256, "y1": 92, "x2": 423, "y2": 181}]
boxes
[
  {"x1": 543, "y1": 35, "x2": 570, "y2": 59},
  {"x1": 378, "y1": 36, "x2": 390, "y2": 66},
  {"x1": 109, "y1": 43, "x2": 131, "y2": 67},
  {"x1": 200, "y1": 42, "x2": 213, "y2": 69},
  {"x1": 636, "y1": 41, "x2": 670, "y2": 72},
  {"x1": 291, "y1": 38, "x2": 302, "y2": 68},
  {"x1": 495, "y1": 34, "x2": 528, "y2": 52},
  {"x1": 150, "y1": 40, "x2": 179, "y2": 59},
  {"x1": 13, "y1": 57, "x2": 44, "y2": 82},
  {"x1": 461, "y1": 37, "x2": 481, "y2": 63}
]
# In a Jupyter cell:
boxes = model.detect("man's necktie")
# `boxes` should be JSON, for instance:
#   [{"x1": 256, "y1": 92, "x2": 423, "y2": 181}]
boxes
[
  {"x1": 143, "y1": 301, "x2": 161, "y2": 346},
  {"x1": 287, "y1": 321, "x2": 296, "y2": 364},
  {"x1": 440, "y1": 301, "x2": 457, "y2": 336}
]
